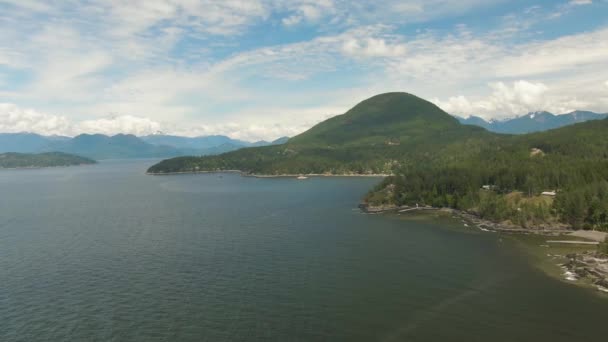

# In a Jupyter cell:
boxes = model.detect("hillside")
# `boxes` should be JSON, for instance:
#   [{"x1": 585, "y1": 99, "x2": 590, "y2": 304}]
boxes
[
  {"x1": 365, "y1": 118, "x2": 608, "y2": 230},
  {"x1": 148, "y1": 92, "x2": 493, "y2": 175},
  {"x1": 0, "y1": 152, "x2": 96, "y2": 169},
  {"x1": 456, "y1": 110, "x2": 608, "y2": 134}
]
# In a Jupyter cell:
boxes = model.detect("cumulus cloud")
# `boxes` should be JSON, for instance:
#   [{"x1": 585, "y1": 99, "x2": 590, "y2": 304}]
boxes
[
  {"x1": 0, "y1": 103, "x2": 72, "y2": 136},
  {"x1": 0, "y1": 103, "x2": 162, "y2": 136},
  {"x1": 1, "y1": 0, "x2": 608, "y2": 137},
  {"x1": 433, "y1": 80, "x2": 570, "y2": 119},
  {"x1": 0, "y1": 103, "x2": 327, "y2": 140}
]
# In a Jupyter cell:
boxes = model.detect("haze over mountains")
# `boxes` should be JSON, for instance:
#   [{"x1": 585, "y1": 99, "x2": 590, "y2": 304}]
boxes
[
  {"x1": 455, "y1": 110, "x2": 608, "y2": 134},
  {"x1": 1, "y1": 107, "x2": 605, "y2": 160},
  {"x1": 0, "y1": 133, "x2": 288, "y2": 160}
]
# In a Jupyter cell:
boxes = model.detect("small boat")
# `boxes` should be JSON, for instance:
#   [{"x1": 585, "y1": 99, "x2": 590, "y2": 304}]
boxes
[{"x1": 296, "y1": 175, "x2": 308, "y2": 180}]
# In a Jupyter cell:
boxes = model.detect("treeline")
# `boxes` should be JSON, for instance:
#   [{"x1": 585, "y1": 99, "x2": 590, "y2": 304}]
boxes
[
  {"x1": 366, "y1": 145, "x2": 608, "y2": 230},
  {"x1": 0, "y1": 152, "x2": 95, "y2": 168}
]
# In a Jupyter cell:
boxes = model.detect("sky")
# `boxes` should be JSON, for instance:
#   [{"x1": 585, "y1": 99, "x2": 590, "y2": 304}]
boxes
[{"x1": 1, "y1": 0, "x2": 607, "y2": 141}]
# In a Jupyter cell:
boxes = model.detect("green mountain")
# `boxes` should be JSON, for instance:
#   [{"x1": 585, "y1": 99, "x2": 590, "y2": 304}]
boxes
[
  {"x1": 0, "y1": 152, "x2": 96, "y2": 169},
  {"x1": 147, "y1": 92, "x2": 492, "y2": 175}
]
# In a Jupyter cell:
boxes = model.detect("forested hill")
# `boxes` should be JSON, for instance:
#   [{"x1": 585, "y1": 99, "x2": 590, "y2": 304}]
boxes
[
  {"x1": 366, "y1": 118, "x2": 608, "y2": 230},
  {"x1": 0, "y1": 152, "x2": 96, "y2": 169},
  {"x1": 147, "y1": 92, "x2": 494, "y2": 175}
]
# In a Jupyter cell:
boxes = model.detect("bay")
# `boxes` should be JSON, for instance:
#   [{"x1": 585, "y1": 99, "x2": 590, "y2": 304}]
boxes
[{"x1": 1, "y1": 160, "x2": 607, "y2": 341}]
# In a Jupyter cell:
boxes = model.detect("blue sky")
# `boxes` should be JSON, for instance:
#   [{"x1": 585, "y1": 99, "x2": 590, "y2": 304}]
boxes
[{"x1": 1, "y1": 0, "x2": 607, "y2": 140}]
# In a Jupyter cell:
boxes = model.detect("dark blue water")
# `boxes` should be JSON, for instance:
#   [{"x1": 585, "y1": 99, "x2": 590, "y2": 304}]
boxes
[{"x1": 1, "y1": 160, "x2": 607, "y2": 341}]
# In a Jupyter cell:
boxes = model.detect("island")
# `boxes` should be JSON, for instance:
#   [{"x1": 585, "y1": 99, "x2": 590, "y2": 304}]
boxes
[{"x1": 0, "y1": 152, "x2": 96, "y2": 169}]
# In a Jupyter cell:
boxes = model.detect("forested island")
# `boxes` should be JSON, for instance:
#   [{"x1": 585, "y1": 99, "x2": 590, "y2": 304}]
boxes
[
  {"x1": 148, "y1": 92, "x2": 608, "y2": 231},
  {"x1": 0, "y1": 152, "x2": 96, "y2": 169}
]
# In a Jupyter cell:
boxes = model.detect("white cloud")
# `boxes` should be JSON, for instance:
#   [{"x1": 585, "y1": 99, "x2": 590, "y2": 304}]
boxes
[
  {"x1": 282, "y1": 15, "x2": 303, "y2": 26},
  {"x1": 496, "y1": 28, "x2": 608, "y2": 77},
  {"x1": 77, "y1": 115, "x2": 162, "y2": 136},
  {"x1": 0, "y1": 103, "x2": 163, "y2": 136},
  {"x1": 0, "y1": 103, "x2": 72, "y2": 136},
  {"x1": 432, "y1": 80, "x2": 599, "y2": 119},
  {"x1": 0, "y1": 102, "x2": 341, "y2": 140},
  {"x1": 279, "y1": 0, "x2": 335, "y2": 26},
  {"x1": 569, "y1": 0, "x2": 592, "y2": 5},
  {"x1": 1, "y1": 0, "x2": 608, "y2": 139}
]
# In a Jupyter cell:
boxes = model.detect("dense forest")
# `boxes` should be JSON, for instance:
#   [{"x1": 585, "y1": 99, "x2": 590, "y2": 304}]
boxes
[
  {"x1": 365, "y1": 119, "x2": 608, "y2": 231},
  {"x1": 0, "y1": 152, "x2": 96, "y2": 168},
  {"x1": 148, "y1": 92, "x2": 608, "y2": 231}
]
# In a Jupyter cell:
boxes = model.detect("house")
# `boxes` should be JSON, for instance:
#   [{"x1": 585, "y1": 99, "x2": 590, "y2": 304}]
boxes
[{"x1": 541, "y1": 191, "x2": 556, "y2": 197}]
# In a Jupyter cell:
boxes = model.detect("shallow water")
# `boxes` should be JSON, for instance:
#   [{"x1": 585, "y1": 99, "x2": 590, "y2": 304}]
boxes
[{"x1": 2, "y1": 160, "x2": 608, "y2": 341}]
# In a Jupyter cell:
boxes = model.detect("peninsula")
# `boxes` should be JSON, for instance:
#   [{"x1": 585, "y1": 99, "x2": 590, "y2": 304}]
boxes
[{"x1": 0, "y1": 152, "x2": 96, "y2": 169}]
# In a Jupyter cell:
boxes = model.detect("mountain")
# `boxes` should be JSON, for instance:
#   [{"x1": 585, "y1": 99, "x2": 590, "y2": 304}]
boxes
[
  {"x1": 270, "y1": 136, "x2": 290, "y2": 145},
  {"x1": 0, "y1": 152, "x2": 96, "y2": 168},
  {"x1": 147, "y1": 92, "x2": 491, "y2": 175},
  {"x1": 0, "y1": 133, "x2": 65, "y2": 153},
  {"x1": 0, "y1": 132, "x2": 288, "y2": 160},
  {"x1": 141, "y1": 134, "x2": 249, "y2": 150},
  {"x1": 45, "y1": 134, "x2": 184, "y2": 160},
  {"x1": 142, "y1": 134, "x2": 289, "y2": 151},
  {"x1": 456, "y1": 110, "x2": 608, "y2": 134},
  {"x1": 248, "y1": 136, "x2": 290, "y2": 147}
]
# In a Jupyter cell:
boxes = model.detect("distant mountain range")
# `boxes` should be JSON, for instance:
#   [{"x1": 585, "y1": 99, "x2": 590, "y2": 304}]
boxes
[
  {"x1": 455, "y1": 110, "x2": 608, "y2": 134},
  {"x1": 0, "y1": 133, "x2": 289, "y2": 160}
]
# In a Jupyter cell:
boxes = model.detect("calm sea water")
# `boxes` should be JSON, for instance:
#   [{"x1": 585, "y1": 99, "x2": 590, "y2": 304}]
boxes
[{"x1": 1, "y1": 160, "x2": 607, "y2": 341}]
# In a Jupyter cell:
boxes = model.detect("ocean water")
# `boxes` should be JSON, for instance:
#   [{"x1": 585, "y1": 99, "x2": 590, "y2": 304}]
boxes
[{"x1": 1, "y1": 160, "x2": 607, "y2": 341}]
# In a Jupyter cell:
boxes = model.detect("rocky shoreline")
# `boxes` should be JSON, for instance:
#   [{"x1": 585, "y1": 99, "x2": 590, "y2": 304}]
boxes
[
  {"x1": 359, "y1": 203, "x2": 571, "y2": 235},
  {"x1": 147, "y1": 169, "x2": 389, "y2": 177},
  {"x1": 562, "y1": 252, "x2": 608, "y2": 293}
]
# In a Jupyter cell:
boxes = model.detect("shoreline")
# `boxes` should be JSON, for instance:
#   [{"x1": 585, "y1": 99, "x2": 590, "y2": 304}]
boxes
[
  {"x1": 359, "y1": 203, "x2": 608, "y2": 239},
  {"x1": 0, "y1": 163, "x2": 95, "y2": 170},
  {"x1": 146, "y1": 170, "x2": 390, "y2": 178}
]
